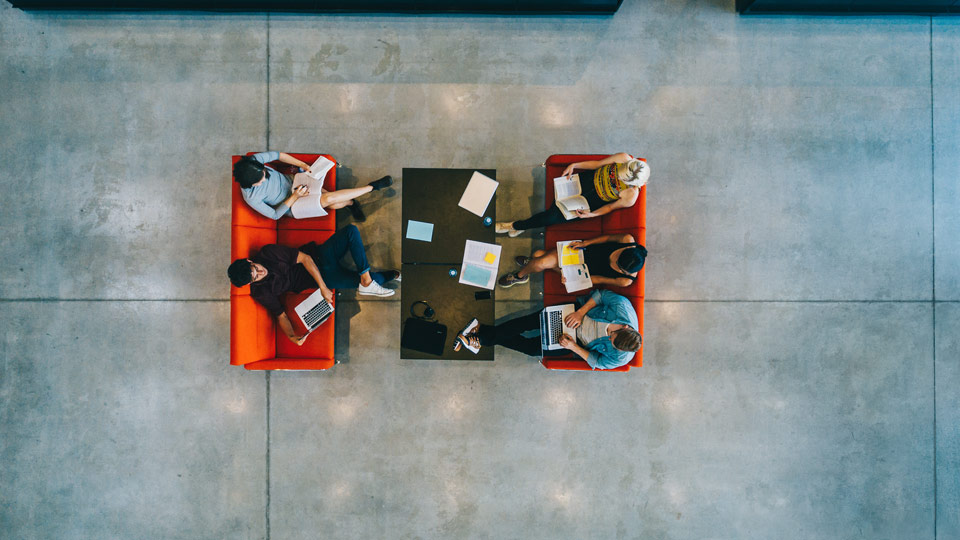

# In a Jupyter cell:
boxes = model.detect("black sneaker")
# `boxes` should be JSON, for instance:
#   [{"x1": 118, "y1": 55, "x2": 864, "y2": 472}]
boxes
[
  {"x1": 514, "y1": 256, "x2": 531, "y2": 268},
  {"x1": 369, "y1": 175, "x2": 393, "y2": 191},
  {"x1": 498, "y1": 271, "x2": 529, "y2": 288},
  {"x1": 348, "y1": 199, "x2": 366, "y2": 222}
]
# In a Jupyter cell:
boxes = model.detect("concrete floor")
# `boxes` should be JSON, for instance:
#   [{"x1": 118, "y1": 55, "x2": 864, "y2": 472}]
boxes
[{"x1": 0, "y1": 0, "x2": 957, "y2": 538}]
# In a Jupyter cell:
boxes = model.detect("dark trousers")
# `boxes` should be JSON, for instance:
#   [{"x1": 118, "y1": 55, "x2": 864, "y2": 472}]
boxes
[
  {"x1": 314, "y1": 225, "x2": 388, "y2": 289},
  {"x1": 512, "y1": 204, "x2": 567, "y2": 231},
  {"x1": 476, "y1": 310, "x2": 568, "y2": 357}
]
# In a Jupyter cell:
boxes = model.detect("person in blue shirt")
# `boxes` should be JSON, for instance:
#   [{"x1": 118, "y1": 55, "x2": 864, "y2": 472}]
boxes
[
  {"x1": 233, "y1": 151, "x2": 393, "y2": 222},
  {"x1": 455, "y1": 289, "x2": 641, "y2": 370}
]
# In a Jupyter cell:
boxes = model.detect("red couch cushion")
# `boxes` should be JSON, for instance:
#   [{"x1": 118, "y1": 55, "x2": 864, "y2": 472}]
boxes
[{"x1": 230, "y1": 294, "x2": 277, "y2": 366}]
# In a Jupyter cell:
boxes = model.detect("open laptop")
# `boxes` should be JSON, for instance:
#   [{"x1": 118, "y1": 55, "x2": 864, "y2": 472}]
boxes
[
  {"x1": 294, "y1": 289, "x2": 335, "y2": 334},
  {"x1": 540, "y1": 303, "x2": 576, "y2": 350}
]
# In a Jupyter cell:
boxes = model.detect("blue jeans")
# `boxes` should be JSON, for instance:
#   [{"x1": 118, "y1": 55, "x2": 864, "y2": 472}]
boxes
[{"x1": 314, "y1": 225, "x2": 388, "y2": 289}]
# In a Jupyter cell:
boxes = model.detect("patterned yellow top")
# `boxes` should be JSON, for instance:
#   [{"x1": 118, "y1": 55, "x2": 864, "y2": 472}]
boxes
[{"x1": 592, "y1": 162, "x2": 631, "y2": 203}]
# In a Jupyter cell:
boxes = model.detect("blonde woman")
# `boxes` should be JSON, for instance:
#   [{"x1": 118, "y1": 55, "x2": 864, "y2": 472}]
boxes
[{"x1": 496, "y1": 153, "x2": 649, "y2": 236}]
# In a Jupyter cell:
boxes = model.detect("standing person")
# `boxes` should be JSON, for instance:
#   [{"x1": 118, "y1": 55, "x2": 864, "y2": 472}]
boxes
[
  {"x1": 454, "y1": 289, "x2": 641, "y2": 370},
  {"x1": 233, "y1": 151, "x2": 393, "y2": 222},
  {"x1": 498, "y1": 232, "x2": 646, "y2": 288},
  {"x1": 227, "y1": 224, "x2": 399, "y2": 345},
  {"x1": 496, "y1": 153, "x2": 648, "y2": 236}
]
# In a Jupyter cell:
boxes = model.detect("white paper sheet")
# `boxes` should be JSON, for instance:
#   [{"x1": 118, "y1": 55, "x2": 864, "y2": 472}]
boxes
[
  {"x1": 553, "y1": 174, "x2": 581, "y2": 200},
  {"x1": 307, "y1": 156, "x2": 336, "y2": 181},
  {"x1": 457, "y1": 171, "x2": 499, "y2": 217},
  {"x1": 459, "y1": 240, "x2": 502, "y2": 290},
  {"x1": 290, "y1": 172, "x2": 329, "y2": 218}
]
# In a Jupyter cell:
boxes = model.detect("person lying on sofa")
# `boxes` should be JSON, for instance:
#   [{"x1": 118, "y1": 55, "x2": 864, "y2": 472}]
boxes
[
  {"x1": 228, "y1": 224, "x2": 399, "y2": 345},
  {"x1": 498, "y1": 232, "x2": 646, "y2": 288},
  {"x1": 454, "y1": 289, "x2": 641, "y2": 370},
  {"x1": 495, "y1": 153, "x2": 649, "y2": 236},
  {"x1": 233, "y1": 151, "x2": 393, "y2": 223}
]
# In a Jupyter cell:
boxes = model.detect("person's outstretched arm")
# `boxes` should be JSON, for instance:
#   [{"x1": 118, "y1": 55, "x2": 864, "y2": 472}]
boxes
[
  {"x1": 297, "y1": 251, "x2": 334, "y2": 303},
  {"x1": 560, "y1": 152, "x2": 632, "y2": 178},
  {"x1": 278, "y1": 313, "x2": 307, "y2": 345},
  {"x1": 278, "y1": 153, "x2": 312, "y2": 173}
]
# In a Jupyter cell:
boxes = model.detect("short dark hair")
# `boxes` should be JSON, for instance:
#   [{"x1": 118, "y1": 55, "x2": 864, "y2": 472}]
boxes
[
  {"x1": 228, "y1": 259, "x2": 253, "y2": 287},
  {"x1": 617, "y1": 245, "x2": 647, "y2": 274},
  {"x1": 233, "y1": 156, "x2": 265, "y2": 189},
  {"x1": 612, "y1": 328, "x2": 642, "y2": 352}
]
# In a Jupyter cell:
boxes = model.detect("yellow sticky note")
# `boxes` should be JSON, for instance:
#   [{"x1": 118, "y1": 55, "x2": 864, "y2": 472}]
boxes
[{"x1": 483, "y1": 252, "x2": 496, "y2": 264}]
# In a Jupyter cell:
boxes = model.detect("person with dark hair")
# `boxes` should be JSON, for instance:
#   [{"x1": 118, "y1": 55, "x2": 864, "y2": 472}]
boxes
[
  {"x1": 496, "y1": 153, "x2": 649, "y2": 236},
  {"x1": 228, "y1": 224, "x2": 399, "y2": 345},
  {"x1": 233, "y1": 151, "x2": 393, "y2": 222},
  {"x1": 455, "y1": 289, "x2": 640, "y2": 370},
  {"x1": 498, "y1": 233, "x2": 645, "y2": 289}
]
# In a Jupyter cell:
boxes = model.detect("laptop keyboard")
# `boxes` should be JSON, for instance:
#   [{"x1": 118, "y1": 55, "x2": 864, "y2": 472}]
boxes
[
  {"x1": 547, "y1": 310, "x2": 562, "y2": 344},
  {"x1": 302, "y1": 300, "x2": 333, "y2": 329}
]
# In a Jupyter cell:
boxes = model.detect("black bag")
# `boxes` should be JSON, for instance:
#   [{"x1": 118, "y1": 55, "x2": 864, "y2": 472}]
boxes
[{"x1": 401, "y1": 317, "x2": 447, "y2": 356}]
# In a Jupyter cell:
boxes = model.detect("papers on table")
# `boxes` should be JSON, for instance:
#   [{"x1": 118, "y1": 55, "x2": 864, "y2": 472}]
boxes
[
  {"x1": 459, "y1": 240, "x2": 502, "y2": 290},
  {"x1": 457, "y1": 171, "x2": 498, "y2": 217},
  {"x1": 556, "y1": 240, "x2": 592, "y2": 293},
  {"x1": 406, "y1": 220, "x2": 434, "y2": 242}
]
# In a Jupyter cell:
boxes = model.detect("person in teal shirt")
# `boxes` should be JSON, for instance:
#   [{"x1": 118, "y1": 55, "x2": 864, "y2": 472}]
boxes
[
  {"x1": 233, "y1": 151, "x2": 392, "y2": 222},
  {"x1": 456, "y1": 289, "x2": 641, "y2": 369}
]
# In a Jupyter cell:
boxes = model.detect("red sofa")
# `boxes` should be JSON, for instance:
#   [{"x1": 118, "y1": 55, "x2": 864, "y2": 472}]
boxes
[
  {"x1": 540, "y1": 154, "x2": 646, "y2": 372},
  {"x1": 230, "y1": 153, "x2": 338, "y2": 370}
]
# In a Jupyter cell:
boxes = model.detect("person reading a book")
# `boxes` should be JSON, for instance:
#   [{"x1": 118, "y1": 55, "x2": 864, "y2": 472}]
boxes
[
  {"x1": 495, "y1": 153, "x2": 648, "y2": 236},
  {"x1": 233, "y1": 151, "x2": 393, "y2": 222},
  {"x1": 227, "y1": 224, "x2": 399, "y2": 345},
  {"x1": 454, "y1": 289, "x2": 641, "y2": 370},
  {"x1": 498, "y1": 233, "x2": 646, "y2": 288}
]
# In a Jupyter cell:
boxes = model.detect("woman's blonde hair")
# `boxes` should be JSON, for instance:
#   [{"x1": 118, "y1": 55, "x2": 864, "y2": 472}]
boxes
[{"x1": 619, "y1": 159, "x2": 650, "y2": 187}]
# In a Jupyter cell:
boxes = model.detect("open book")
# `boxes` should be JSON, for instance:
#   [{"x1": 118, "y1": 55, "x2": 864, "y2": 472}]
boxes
[
  {"x1": 459, "y1": 240, "x2": 502, "y2": 290},
  {"x1": 289, "y1": 156, "x2": 336, "y2": 219},
  {"x1": 556, "y1": 240, "x2": 592, "y2": 293},
  {"x1": 554, "y1": 174, "x2": 590, "y2": 220}
]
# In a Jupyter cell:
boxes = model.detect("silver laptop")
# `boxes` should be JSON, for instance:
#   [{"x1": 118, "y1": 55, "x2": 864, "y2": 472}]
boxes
[
  {"x1": 294, "y1": 289, "x2": 335, "y2": 333},
  {"x1": 540, "y1": 303, "x2": 576, "y2": 350}
]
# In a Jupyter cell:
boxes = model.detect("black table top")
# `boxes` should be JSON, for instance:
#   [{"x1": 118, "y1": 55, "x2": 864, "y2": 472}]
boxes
[
  {"x1": 401, "y1": 168, "x2": 497, "y2": 264},
  {"x1": 400, "y1": 264, "x2": 495, "y2": 361}
]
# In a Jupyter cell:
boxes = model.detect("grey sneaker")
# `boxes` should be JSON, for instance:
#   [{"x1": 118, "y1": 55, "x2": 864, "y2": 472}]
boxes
[{"x1": 498, "y1": 271, "x2": 529, "y2": 288}]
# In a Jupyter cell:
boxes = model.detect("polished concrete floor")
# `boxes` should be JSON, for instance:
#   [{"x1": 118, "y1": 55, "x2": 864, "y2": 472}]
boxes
[{"x1": 0, "y1": 1, "x2": 958, "y2": 538}]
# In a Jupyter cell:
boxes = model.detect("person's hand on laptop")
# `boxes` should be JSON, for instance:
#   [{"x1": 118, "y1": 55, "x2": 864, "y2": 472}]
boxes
[
  {"x1": 321, "y1": 287, "x2": 334, "y2": 304},
  {"x1": 558, "y1": 333, "x2": 577, "y2": 349},
  {"x1": 564, "y1": 310, "x2": 584, "y2": 329}
]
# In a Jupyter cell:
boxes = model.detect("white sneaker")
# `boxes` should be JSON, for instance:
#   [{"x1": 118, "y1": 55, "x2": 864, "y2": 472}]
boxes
[
  {"x1": 358, "y1": 280, "x2": 395, "y2": 297},
  {"x1": 454, "y1": 318, "x2": 481, "y2": 354},
  {"x1": 495, "y1": 221, "x2": 522, "y2": 238}
]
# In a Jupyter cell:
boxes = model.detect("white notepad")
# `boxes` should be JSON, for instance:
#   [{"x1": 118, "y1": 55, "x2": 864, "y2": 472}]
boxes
[{"x1": 457, "y1": 171, "x2": 498, "y2": 217}]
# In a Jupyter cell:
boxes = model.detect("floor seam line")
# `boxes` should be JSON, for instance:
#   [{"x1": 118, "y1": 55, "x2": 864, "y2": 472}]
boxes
[
  {"x1": 265, "y1": 371, "x2": 271, "y2": 540},
  {"x1": 929, "y1": 16, "x2": 937, "y2": 540}
]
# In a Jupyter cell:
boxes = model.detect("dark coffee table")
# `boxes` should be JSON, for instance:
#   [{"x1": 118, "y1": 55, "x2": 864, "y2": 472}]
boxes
[{"x1": 400, "y1": 168, "x2": 497, "y2": 360}]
